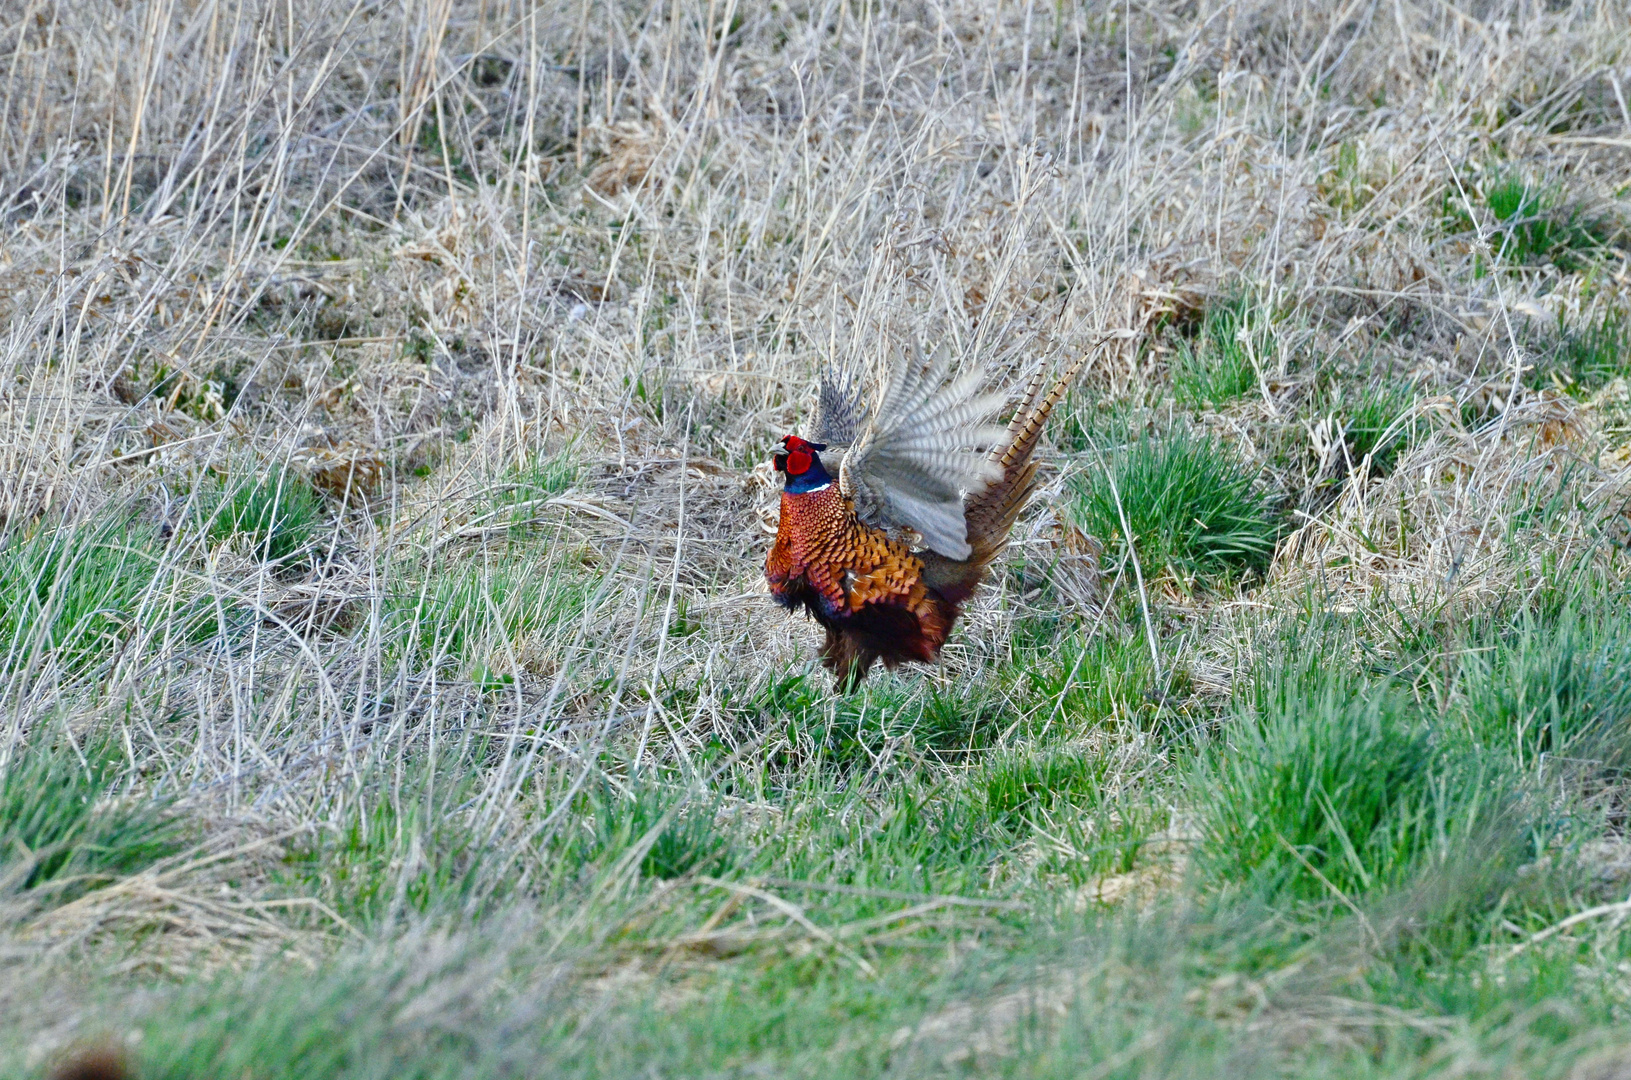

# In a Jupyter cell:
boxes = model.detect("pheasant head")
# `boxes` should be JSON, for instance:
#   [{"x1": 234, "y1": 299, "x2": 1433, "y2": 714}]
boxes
[{"x1": 772, "y1": 435, "x2": 833, "y2": 493}]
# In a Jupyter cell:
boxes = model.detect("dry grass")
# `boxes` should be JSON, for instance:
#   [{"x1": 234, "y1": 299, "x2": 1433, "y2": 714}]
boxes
[{"x1": 2, "y1": 0, "x2": 1631, "y2": 1076}]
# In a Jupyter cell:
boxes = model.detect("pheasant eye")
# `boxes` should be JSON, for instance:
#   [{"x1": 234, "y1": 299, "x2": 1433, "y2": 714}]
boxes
[{"x1": 785, "y1": 449, "x2": 812, "y2": 475}]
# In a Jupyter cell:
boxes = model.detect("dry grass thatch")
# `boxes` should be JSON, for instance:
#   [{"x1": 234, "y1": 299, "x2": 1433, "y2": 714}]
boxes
[{"x1": 2, "y1": 0, "x2": 1631, "y2": 1074}]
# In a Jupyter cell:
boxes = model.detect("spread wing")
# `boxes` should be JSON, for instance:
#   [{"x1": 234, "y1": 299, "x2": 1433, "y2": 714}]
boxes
[
  {"x1": 838, "y1": 339, "x2": 1006, "y2": 559},
  {"x1": 805, "y1": 362, "x2": 868, "y2": 446}
]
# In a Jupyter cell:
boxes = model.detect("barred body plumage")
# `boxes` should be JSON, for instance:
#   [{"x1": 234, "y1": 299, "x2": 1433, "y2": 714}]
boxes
[{"x1": 766, "y1": 484, "x2": 949, "y2": 679}]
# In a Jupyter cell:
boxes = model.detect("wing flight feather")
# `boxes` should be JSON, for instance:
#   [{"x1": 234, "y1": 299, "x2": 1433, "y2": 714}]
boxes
[
  {"x1": 837, "y1": 339, "x2": 1005, "y2": 559},
  {"x1": 806, "y1": 362, "x2": 868, "y2": 446}
]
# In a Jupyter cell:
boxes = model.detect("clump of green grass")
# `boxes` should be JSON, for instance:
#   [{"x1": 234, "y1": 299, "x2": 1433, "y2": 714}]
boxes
[
  {"x1": 1451, "y1": 605, "x2": 1631, "y2": 773},
  {"x1": 959, "y1": 748, "x2": 1165, "y2": 883},
  {"x1": 1531, "y1": 311, "x2": 1629, "y2": 391},
  {"x1": 1196, "y1": 669, "x2": 1454, "y2": 902},
  {"x1": 280, "y1": 762, "x2": 486, "y2": 928},
  {"x1": 383, "y1": 549, "x2": 596, "y2": 681},
  {"x1": 765, "y1": 769, "x2": 1013, "y2": 899},
  {"x1": 1318, "y1": 140, "x2": 1376, "y2": 216},
  {"x1": 1068, "y1": 427, "x2": 1281, "y2": 586},
  {"x1": 589, "y1": 781, "x2": 736, "y2": 882},
  {"x1": 1053, "y1": 394, "x2": 1141, "y2": 456},
  {"x1": 1446, "y1": 172, "x2": 1619, "y2": 273},
  {"x1": 113, "y1": 357, "x2": 243, "y2": 421},
  {"x1": 1187, "y1": 603, "x2": 1583, "y2": 913},
  {"x1": 202, "y1": 463, "x2": 322, "y2": 565},
  {"x1": 1170, "y1": 295, "x2": 1270, "y2": 409},
  {"x1": 0, "y1": 516, "x2": 164, "y2": 677},
  {"x1": 1484, "y1": 174, "x2": 1613, "y2": 271},
  {"x1": 1483, "y1": 174, "x2": 1550, "y2": 260},
  {"x1": 121, "y1": 946, "x2": 522, "y2": 1080},
  {"x1": 1339, "y1": 379, "x2": 1421, "y2": 475},
  {"x1": 979, "y1": 748, "x2": 1105, "y2": 829},
  {"x1": 0, "y1": 739, "x2": 183, "y2": 906},
  {"x1": 482, "y1": 451, "x2": 581, "y2": 533},
  {"x1": 1018, "y1": 629, "x2": 1157, "y2": 733},
  {"x1": 764, "y1": 672, "x2": 1008, "y2": 769}
]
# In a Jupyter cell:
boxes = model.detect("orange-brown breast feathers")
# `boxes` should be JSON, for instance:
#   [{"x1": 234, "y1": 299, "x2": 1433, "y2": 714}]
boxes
[
  {"x1": 766, "y1": 485, "x2": 957, "y2": 681},
  {"x1": 768, "y1": 486, "x2": 924, "y2": 617}
]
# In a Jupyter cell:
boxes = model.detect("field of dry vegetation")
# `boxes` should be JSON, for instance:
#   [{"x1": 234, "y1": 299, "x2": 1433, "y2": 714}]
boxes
[{"x1": 3, "y1": 0, "x2": 1631, "y2": 1075}]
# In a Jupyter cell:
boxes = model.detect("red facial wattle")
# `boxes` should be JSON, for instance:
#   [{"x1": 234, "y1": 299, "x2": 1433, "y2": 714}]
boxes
[{"x1": 774, "y1": 435, "x2": 827, "y2": 477}]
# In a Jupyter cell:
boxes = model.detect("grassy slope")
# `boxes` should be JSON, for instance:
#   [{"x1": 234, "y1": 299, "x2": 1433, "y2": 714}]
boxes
[{"x1": 2, "y1": 0, "x2": 1631, "y2": 1076}]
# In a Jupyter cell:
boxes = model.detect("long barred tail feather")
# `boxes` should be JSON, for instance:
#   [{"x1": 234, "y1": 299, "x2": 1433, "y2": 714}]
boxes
[
  {"x1": 966, "y1": 350, "x2": 1093, "y2": 562},
  {"x1": 919, "y1": 349, "x2": 1090, "y2": 608}
]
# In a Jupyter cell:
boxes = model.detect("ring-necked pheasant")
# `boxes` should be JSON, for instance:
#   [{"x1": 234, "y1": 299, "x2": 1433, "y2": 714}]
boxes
[{"x1": 766, "y1": 341, "x2": 1088, "y2": 686}]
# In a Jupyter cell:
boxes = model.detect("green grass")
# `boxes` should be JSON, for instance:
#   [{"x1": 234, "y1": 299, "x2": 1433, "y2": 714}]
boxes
[
  {"x1": 1445, "y1": 172, "x2": 1620, "y2": 273},
  {"x1": 1170, "y1": 295, "x2": 1270, "y2": 409},
  {"x1": 763, "y1": 671, "x2": 1010, "y2": 769},
  {"x1": 53, "y1": 938, "x2": 1464, "y2": 1077},
  {"x1": 1017, "y1": 627, "x2": 1159, "y2": 732},
  {"x1": 588, "y1": 779, "x2": 737, "y2": 882},
  {"x1": 29, "y1": 582, "x2": 1631, "y2": 1079},
  {"x1": 1194, "y1": 592, "x2": 1631, "y2": 911},
  {"x1": 1449, "y1": 603, "x2": 1631, "y2": 772},
  {"x1": 1483, "y1": 174, "x2": 1613, "y2": 271},
  {"x1": 121, "y1": 955, "x2": 509, "y2": 1080},
  {"x1": 1050, "y1": 394, "x2": 1141, "y2": 456},
  {"x1": 759, "y1": 773, "x2": 1019, "y2": 899},
  {"x1": 201, "y1": 463, "x2": 323, "y2": 565},
  {"x1": 100, "y1": 928, "x2": 1624, "y2": 1080},
  {"x1": 970, "y1": 747, "x2": 1164, "y2": 881},
  {"x1": 1319, "y1": 139, "x2": 1377, "y2": 216},
  {"x1": 978, "y1": 747, "x2": 1107, "y2": 829},
  {"x1": 76, "y1": 787, "x2": 1626, "y2": 1080},
  {"x1": 279, "y1": 760, "x2": 488, "y2": 929},
  {"x1": 1067, "y1": 426, "x2": 1282, "y2": 586},
  {"x1": 1532, "y1": 311, "x2": 1629, "y2": 391},
  {"x1": 283, "y1": 756, "x2": 734, "y2": 931},
  {"x1": 0, "y1": 515, "x2": 165, "y2": 677},
  {"x1": 1339, "y1": 379, "x2": 1421, "y2": 475},
  {"x1": 480, "y1": 451, "x2": 582, "y2": 534},
  {"x1": 0, "y1": 739, "x2": 183, "y2": 907},
  {"x1": 1196, "y1": 666, "x2": 1464, "y2": 902},
  {"x1": 382, "y1": 548, "x2": 598, "y2": 682}
]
